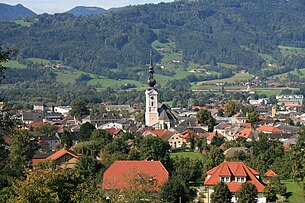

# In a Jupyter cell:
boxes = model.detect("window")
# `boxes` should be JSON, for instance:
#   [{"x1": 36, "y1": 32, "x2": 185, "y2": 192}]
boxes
[
  {"x1": 235, "y1": 177, "x2": 246, "y2": 182},
  {"x1": 220, "y1": 176, "x2": 231, "y2": 182},
  {"x1": 151, "y1": 102, "x2": 154, "y2": 106}
]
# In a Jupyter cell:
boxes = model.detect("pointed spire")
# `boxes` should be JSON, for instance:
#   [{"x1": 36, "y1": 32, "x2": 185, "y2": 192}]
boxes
[{"x1": 147, "y1": 51, "x2": 156, "y2": 89}]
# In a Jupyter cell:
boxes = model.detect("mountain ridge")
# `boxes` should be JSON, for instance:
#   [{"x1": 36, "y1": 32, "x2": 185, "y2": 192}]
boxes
[
  {"x1": 66, "y1": 6, "x2": 126, "y2": 16},
  {"x1": 0, "y1": 3, "x2": 36, "y2": 21}
]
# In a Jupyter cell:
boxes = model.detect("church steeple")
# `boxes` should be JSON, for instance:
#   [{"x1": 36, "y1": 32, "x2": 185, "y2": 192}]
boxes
[
  {"x1": 145, "y1": 51, "x2": 158, "y2": 126},
  {"x1": 147, "y1": 51, "x2": 156, "y2": 89}
]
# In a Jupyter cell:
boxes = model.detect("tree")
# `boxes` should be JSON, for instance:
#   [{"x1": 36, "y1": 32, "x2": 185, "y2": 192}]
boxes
[
  {"x1": 211, "y1": 182, "x2": 232, "y2": 203},
  {"x1": 135, "y1": 111, "x2": 145, "y2": 123},
  {"x1": 196, "y1": 109, "x2": 216, "y2": 132},
  {"x1": 211, "y1": 134, "x2": 225, "y2": 147},
  {"x1": 247, "y1": 111, "x2": 259, "y2": 125},
  {"x1": 78, "y1": 122, "x2": 95, "y2": 141},
  {"x1": 5, "y1": 129, "x2": 35, "y2": 179},
  {"x1": 160, "y1": 176, "x2": 190, "y2": 203},
  {"x1": 32, "y1": 124, "x2": 59, "y2": 137},
  {"x1": 74, "y1": 155, "x2": 102, "y2": 179},
  {"x1": 70, "y1": 99, "x2": 90, "y2": 116},
  {"x1": 60, "y1": 130, "x2": 73, "y2": 148},
  {"x1": 140, "y1": 136, "x2": 171, "y2": 167},
  {"x1": 0, "y1": 47, "x2": 16, "y2": 80},
  {"x1": 205, "y1": 146, "x2": 224, "y2": 171},
  {"x1": 236, "y1": 182, "x2": 258, "y2": 203}
]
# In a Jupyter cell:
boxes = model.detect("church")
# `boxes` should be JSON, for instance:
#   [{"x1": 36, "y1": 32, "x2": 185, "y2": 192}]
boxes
[{"x1": 145, "y1": 54, "x2": 179, "y2": 129}]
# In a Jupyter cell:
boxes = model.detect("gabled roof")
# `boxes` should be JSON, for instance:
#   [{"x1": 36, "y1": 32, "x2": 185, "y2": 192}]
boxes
[
  {"x1": 234, "y1": 128, "x2": 253, "y2": 138},
  {"x1": 46, "y1": 147, "x2": 80, "y2": 161},
  {"x1": 27, "y1": 122, "x2": 50, "y2": 128},
  {"x1": 206, "y1": 131, "x2": 224, "y2": 141},
  {"x1": 265, "y1": 170, "x2": 278, "y2": 177},
  {"x1": 179, "y1": 129, "x2": 200, "y2": 139},
  {"x1": 257, "y1": 126, "x2": 283, "y2": 133},
  {"x1": 102, "y1": 160, "x2": 169, "y2": 192},
  {"x1": 104, "y1": 128, "x2": 123, "y2": 135},
  {"x1": 205, "y1": 162, "x2": 265, "y2": 193},
  {"x1": 143, "y1": 129, "x2": 166, "y2": 137}
]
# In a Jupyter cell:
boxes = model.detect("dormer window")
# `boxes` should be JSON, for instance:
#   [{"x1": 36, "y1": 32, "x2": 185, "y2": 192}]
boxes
[
  {"x1": 220, "y1": 176, "x2": 231, "y2": 182},
  {"x1": 235, "y1": 177, "x2": 246, "y2": 183}
]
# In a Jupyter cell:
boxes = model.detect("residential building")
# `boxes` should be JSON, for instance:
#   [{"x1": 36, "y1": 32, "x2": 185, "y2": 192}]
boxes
[
  {"x1": 102, "y1": 160, "x2": 169, "y2": 192},
  {"x1": 204, "y1": 162, "x2": 266, "y2": 203}
]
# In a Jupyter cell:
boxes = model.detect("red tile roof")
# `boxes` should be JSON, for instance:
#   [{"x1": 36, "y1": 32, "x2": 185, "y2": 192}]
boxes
[
  {"x1": 27, "y1": 122, "x2": 49, "y2": 128},
  {"x1": 103, "y1": 160, "x2": 169, "y2": 192},
  {"x1": 179, "y1": 129, "x2": 200, "y2": 139},
  {"x1": 235, "y1": 128, "x2": 253, "y2": 138},
  {"x1": 104, "y1": 128, "x2": 123, "y2": 135},
  {"x1": 143, "y1": 129, "x2": 166, "y2": 138},
  {"x1": 257, "y1": 126, "x2": 282, "y2": 133},
  {"x1": 204, "y1": 162, "x2": 265, "y2": 193},
  {"x1": 265, "y1": 170, "x2": 278, "y2": 177},
  {"x1": 46, "y1": 147, "x2": 80, "y2": 161},
  {"x1": 206, "y1": 131, "x2": 224, "y2": 141}
]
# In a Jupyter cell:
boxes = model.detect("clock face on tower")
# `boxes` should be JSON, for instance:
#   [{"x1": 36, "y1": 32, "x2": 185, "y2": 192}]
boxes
[{"x1": 150, "y1": 96, "x2": 154, "y2": 100}]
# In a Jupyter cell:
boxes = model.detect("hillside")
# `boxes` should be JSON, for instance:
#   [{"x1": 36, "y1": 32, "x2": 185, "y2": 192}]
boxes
[
  {"x1": 66, "y1": 6, "x2": 114, "y2": 16},
  {"x1": 66, "y1": 6, "x2": 125, "y2": 16},
  {"x1": 1, "y1": 0, "x2": 305, "y2": 81},
  {"x1": 0, "y1": 3, "x2": 36, "y2": 21}
]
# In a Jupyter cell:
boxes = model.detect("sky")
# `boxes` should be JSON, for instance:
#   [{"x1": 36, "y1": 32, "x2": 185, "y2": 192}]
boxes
[{"x1": 2, "y1": 0, "x2": 174, "y2": 14}]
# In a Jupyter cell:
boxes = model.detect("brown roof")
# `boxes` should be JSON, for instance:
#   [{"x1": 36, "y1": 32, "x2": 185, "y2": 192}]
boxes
[
  {"x1": 257, "y1": 126, "x2": 282, "y2": 133},
  {"x1": 102, "y1": 160, "x2": 168, "y2": 192}
]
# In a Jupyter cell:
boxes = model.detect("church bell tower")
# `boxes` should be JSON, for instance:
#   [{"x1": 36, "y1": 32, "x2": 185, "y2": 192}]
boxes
[{"x1": 145, "y1": 52, "x2": 158, "y2": 126}]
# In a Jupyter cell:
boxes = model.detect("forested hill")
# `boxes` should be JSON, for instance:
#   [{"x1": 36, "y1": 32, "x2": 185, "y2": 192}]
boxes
[
  {"x1": 1, "y1": 0, "x2": 305, "y2": 79},
  {"x1": 66, "y1": 6, "x2": 124, "y2": 16},
  {"x1": 0, "y1": 3, "x2": 36, "y2": 21}
]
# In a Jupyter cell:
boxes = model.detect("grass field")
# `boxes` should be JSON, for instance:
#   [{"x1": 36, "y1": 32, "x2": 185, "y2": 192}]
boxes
[
  {"x1": 268, "y1": 68, "x2": 305, "y2": 81},
  {"x1": 1, "y1": 60, "x2": 26, "y2": 69},
  {"x1": 170, "y1": 152, "x2": 204, "y2": 160},
  {"x1": 14, "y1": 19, "x2": 33, "y2": 27},
  {"x1": 27, "y1": 58, "x2": 55, "y2": 64},
  {"x1": 279, "y1": 45, "x2": 305, "y2": 58},
  {"x1": 89, "y1": 78, "x2": 144, "y2": 89},
  {"x1": 196, "y1": 73, "x2": 253, "y2": 84},
  {"x1": 282, "y1": 180, "x2": 305, "y2": 202}
]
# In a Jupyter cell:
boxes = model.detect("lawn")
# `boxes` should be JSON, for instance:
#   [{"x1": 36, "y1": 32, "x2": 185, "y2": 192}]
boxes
[
  {"x1": 282, "y1": 180, "x2": 305, "y2": 202},
  {"x1": 1, "y1": 60, "x2": 26, "y2": 69},
  {"x1": 170, "y1": 152, "x2": 204, "y2": 160},
  {"x1": 279, "y1": 45, "x2": 305, "y2": 58},
  {"x1": 14, "y1": 19, "x2": 33, "y2": 27}
]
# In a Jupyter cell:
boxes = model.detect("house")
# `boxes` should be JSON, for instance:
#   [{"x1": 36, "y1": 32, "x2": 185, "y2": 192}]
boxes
[
  {"x1": 256, "y1": 126, "x2": 283, "y2": 134},
  {"x1": 104, "y1": 128, "x2": 124, "y2": 138},
  {"x1": 98, "y1": 118, "x2": 134, "y2": 130},
  {"x1": 206, "y1": 131, "x2": 224, "y2": 144},
  {"x1": 264, "y1": 170, "x2": 278, "y2": 183},
  {"x1": 32, "y1": 147, "x2": 80, "y2": 169},
  {"x1": 36, "y1": 135, "x2": 60, "y2": 151},
  {"x1": 232, "y1": 112, "x2": 247, "y2": 124},
  {"x1": 234, "y1": 128, "x2": 257, "y2": 141},
  {"x1": 204, "y1": 162, "x2": 266, "y2": 203},
  {"x1": 102, "y1": 160, "x2": 168, "y2": 192}
]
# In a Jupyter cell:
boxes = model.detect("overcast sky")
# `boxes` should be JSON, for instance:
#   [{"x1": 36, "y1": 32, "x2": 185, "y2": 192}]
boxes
[{"x1": 2, "y1": 0, "x2": 174, "y2": 14}]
